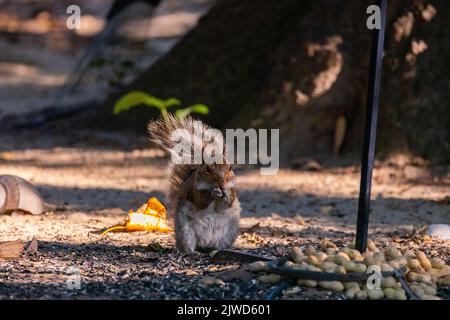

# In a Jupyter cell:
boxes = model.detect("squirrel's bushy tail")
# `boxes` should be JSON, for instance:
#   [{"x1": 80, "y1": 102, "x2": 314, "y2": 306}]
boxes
[
  {"x1": 148, "y1": 114, "x2": 203, "y2": 155},
  {"x1": 148, "y1": 115, "x2": 226, "y2": 201}
]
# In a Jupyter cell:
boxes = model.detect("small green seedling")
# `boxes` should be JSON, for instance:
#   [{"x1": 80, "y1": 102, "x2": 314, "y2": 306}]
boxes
[
  {"x1": 113, "y1": 91, "x2": 209, "y2": 123},
  {"x1": 174, "y1": 104, "x2": 209, "y2": 120}
]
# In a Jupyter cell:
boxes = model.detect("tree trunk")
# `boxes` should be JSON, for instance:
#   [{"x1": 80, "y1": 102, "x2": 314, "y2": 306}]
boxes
[{"x1": 90, "y1": 0, "x2": 449, "y2": 162}]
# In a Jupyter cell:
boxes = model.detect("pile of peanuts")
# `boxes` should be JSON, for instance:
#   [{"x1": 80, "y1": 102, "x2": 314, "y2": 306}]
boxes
[{"x1": 249, "y1": 240, "x2": 450, "y2": 300}]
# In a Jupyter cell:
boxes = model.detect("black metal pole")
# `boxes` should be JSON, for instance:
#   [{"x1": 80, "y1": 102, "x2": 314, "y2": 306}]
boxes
[{"x1": 355, "y1": 0, "x2": 387, "y2": 253}]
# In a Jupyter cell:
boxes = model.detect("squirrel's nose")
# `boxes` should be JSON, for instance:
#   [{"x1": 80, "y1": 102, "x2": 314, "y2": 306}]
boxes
[{"x1": 212, "y1": 187, "x2": 223, "y2": 198}]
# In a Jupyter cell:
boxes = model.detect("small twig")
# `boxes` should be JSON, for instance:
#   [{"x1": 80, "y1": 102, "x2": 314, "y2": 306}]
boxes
[
  {"x1": 398, "y1": 184, "x2": 416, "y2": 194},
  {"x1": 213, "y1": 249, "x2": 273, "y2": 264},
  {"x1": 394, "y1": 269, "x2": 419, "y2": 300},
  {"x1": 266, "y1": 281, "x2": 291, "y2": 300}
]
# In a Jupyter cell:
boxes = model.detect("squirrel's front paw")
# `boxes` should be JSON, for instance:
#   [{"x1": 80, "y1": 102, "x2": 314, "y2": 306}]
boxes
[
  {"x1": 210, "y1": 187, "x2": 233, "y2": 209},
  {"x1": 212, "y1": 187, "x2": 224, "y2": 199}
]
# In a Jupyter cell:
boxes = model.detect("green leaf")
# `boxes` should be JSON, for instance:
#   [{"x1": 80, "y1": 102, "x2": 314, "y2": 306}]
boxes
[
  {"x1": 174, "y1": 108, "x2": 191, "y2": 120},
  {"x1": 189, "y1": 104, "x2": 209, "y2": 115},
  {"x1": 165, "y1": 98, "x2": 182, "y2": 108},
  {"x1": 174, "y1": 104, "x2": 209, "y2": 120},
  {"x1": 143, "y1": 95, "x2": 178, "y2": 110},
  {"x1": 114, "y1": 91, "x2": 152, "y2": 114},
  {"x1": 113, "y1": 92, "x2": 181, "y2": 115}
]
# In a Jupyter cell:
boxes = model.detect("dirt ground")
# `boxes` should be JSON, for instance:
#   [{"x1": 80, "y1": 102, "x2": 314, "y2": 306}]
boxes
[
  {"x1": 0, "y1": 0, "x2": 448, "y2": 300},
  {"x1": 0, "y1": 126, "x2": 449, "y2": 300}
]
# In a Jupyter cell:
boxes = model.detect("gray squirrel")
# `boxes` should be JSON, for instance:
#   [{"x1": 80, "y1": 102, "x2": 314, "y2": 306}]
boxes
[{"x1": 148, "y1": 116, "x2": 240, "y2": 251}]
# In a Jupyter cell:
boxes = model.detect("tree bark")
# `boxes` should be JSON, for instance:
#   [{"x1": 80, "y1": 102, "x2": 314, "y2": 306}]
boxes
[{"x1": 90, "y1": 0, "x2": 449, "y2": 162}]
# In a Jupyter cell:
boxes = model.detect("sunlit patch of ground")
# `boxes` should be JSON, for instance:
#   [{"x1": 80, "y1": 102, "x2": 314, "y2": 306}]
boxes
[{"x1": 0, "y1": 129, "x2": 448, "y2": 299}]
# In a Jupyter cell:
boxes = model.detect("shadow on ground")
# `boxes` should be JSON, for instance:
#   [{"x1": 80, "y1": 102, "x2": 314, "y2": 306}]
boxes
[
  {"x1": 32, "y1": 183, "x2": 449, "y2": 227},
  {"x1": 36, "y1": 185, "x2": 165, "y2": 212}
]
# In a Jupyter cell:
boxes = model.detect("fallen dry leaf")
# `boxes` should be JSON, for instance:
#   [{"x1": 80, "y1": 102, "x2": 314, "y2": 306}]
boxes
[
  {"x1": 26, "y1": 237, "x2": 38, "y2": 255},
  {"x1": 185, "y1": 270, "x2": 199, "y2": 276},
  {"x1": 199, "y1": 276, "x2": 225, "y2": 286},
  {"x1": 297, "y1": 217, "x2": 306, "y2": 226},
  {"x1": 247, "y1": 222, "x2": 261, "y2": 232},
  {"x1": 283, "y1": 286, "x2": 302, "y2": 296},
  {"x1": 319, "y1": 237, "x2": 337, "y2": 250},
  {"x1": 0, "y1": 241, "x2": 25, "y2": 259},
  {"x1": 333, "y1": 115, "x2": 346, "y2": 154},
  {"x1": 241, "y1": 232, "x2": 266, "y2": 245},
  {"x1": 303, "y1": 160, "x2": 322, "y2": 171},
  {"x1": 208, "y1": 265, "x2": 220, "y2": 272}
]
